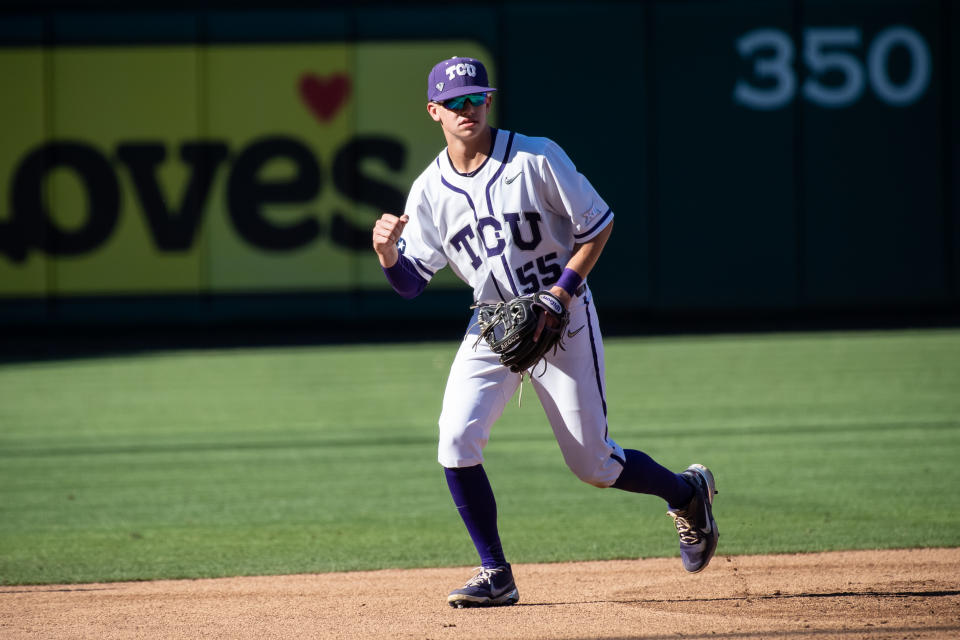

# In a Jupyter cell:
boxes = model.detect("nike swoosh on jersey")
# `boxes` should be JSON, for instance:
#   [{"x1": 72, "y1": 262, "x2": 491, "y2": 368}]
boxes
[
  {"x1": 567, "y1": 325, "x2": 585, "y2": 339},
  {"x1": 504, "y1": 171, "x2": 523, "y2": 184}
]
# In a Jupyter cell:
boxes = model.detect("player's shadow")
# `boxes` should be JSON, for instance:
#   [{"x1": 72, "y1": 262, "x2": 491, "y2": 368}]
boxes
[
  {"x1": 559, "y1": 627, "x2": 959, "y2": 640},
  {"x1": 522, "y1": 589, "x2": 960, "y2": 639},
  {"x1": 521, "y1": 587, "x2": 960, "y2": 607},
  {"x1": 0, "y1": 587, "x2": 114, "y2": 594}
]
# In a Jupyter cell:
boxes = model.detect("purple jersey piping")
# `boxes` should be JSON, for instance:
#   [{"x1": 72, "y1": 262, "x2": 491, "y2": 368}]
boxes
[
  {"x1": 491, "y1": 278, "x2": 507, "y2": 302},
  {"x1": 573, "y1": 207, "x2": 613, "y2": 240},
  {"x1": 500, "y1": 255, "x2": 520, "y2": 296},
  {"x1": 584, "y1": 296, "x2": 609, "y2": 426},
  {"x1": 484, "y1": 130, "x2": 516, "y2": 217},
  {"x1": 439, "y1": 175, "x2": 478, "y2": 222},
  {"x1": 488, "y1": 131, "x2": 519, "y2": 296},
  {"x1": 584, "y1": 296, "x2": 622, "y2": 466},
  {"x1": 439, "y1": 161, "x2": 508, "y2": 301},
  {"x1": 413, "y1": 257, "x2": 435, "y2": 277}
]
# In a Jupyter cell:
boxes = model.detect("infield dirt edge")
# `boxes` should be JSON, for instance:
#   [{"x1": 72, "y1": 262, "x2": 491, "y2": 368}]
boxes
[{"x1": 3, "y1": 548, "x2": 959, "y2": 640}]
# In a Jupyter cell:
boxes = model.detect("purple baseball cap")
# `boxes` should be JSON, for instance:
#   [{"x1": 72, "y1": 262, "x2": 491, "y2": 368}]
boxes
[{"x1": 427, "y1": 56, "x2": 497, "y2": 102}]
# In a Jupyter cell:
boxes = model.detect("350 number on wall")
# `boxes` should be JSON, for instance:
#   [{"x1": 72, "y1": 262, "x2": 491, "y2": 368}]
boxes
[{"x1": 734, "y1": 26, "x2": 931, "y2": 110}]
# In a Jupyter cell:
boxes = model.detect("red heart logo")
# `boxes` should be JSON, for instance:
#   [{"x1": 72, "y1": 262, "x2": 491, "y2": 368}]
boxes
[{"x1": 298, "y1": 73, "x2": 351, "y2": 123}]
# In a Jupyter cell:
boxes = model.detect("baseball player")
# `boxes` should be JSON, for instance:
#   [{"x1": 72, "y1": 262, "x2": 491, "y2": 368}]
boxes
[{"x1": 371, "y1": 56, "x2": 718, "y2": 608}]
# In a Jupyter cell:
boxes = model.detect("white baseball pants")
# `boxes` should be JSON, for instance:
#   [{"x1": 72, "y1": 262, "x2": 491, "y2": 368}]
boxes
[{"x1": 437, "y1": 287, "x2": 626, "y2": 487}]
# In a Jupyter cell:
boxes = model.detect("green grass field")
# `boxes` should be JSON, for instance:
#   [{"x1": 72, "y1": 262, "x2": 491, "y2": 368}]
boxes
[{"x1": 2, "y1": 329, "x2": 959, "y2": 585}]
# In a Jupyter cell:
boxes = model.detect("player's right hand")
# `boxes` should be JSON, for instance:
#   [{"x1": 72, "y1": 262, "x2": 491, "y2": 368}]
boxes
[{"x1": 372, "y1": 213, "x2": 409, "y2": 267}]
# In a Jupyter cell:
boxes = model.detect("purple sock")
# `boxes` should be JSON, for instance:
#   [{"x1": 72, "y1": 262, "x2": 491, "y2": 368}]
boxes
[
  {"x1": 611, "y1": 449, "x2": 694, "y2": 509},
  {"x1": 444, "y1": 465, "x2": 507, "y2": 568}
]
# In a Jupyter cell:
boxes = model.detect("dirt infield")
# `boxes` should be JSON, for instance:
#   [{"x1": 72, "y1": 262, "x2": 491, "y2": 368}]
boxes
[{"x1": 2, "y1": 548, "x2": 958, "y2": 639}]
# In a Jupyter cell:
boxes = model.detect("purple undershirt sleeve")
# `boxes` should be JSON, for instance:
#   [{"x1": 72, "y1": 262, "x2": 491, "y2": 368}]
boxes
[{"x1": 382, "y1": 254, "x2": 429, "y2": 299}]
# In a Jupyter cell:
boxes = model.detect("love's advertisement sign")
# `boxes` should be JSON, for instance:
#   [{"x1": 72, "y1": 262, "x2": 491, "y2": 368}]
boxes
[{"x1": 0, "y1": 41, "x2": 493, "y2": 296}]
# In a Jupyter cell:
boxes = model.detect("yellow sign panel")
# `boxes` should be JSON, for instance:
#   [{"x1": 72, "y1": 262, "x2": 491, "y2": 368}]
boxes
[
  {"x1": 0, "y1": 49, "x2": 47, "y2": 296},
  {"x1": 0, "y1": 41, "x2": 494, "y2": 296}
]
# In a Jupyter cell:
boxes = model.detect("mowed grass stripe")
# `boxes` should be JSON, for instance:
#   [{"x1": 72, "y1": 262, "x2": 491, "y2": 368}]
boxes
[{"x1": 1, "y1": 329, "x2": 958, "y2": 584}]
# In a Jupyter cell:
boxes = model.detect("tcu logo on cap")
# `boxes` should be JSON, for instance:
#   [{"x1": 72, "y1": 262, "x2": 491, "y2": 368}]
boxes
[{"x1": 445, "y1": 63, "x2": 477, "y2": 80}]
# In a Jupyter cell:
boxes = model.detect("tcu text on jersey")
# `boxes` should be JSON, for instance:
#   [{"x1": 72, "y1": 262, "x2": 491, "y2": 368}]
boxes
[
  {"x1": 450, "y1": 211, "x2": 543, "y2": 265},
  {"x1": 449, "y1": 211, "x2": 563, "y2": 293}
]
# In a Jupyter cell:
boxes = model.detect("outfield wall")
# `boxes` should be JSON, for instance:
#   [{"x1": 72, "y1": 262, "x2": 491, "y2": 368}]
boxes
[{"x1": 0, "y1": 1, "x2": 956, "y2": 328}]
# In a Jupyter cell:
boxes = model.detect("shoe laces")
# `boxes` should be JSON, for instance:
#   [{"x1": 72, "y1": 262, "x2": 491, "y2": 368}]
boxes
[
  {"x1": 669, "y1": 509, "x2": 702, "y2": 545},
  {"x1": 464, "y1": 566, "x2": 502, "y2": 587}
]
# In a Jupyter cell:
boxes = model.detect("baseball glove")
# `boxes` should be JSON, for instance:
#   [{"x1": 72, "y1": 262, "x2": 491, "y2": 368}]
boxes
[{"x1": 474, "y1": 291, "x2": 570, "y2": 373}]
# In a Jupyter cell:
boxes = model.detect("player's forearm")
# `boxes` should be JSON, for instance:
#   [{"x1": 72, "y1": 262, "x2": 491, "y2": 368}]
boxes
[
  {"x1": 383, "y1": 254, "x2": 428, "y2": 299},
  {"x1": 376, "y1": 245, "x2": 400, "y2": 268},
  {"x1": 567, "y1": 221, "x2": 612, "y2": 278},
  {"x1": 549, "y1": 222, "x2": 612, "y2": 306}
]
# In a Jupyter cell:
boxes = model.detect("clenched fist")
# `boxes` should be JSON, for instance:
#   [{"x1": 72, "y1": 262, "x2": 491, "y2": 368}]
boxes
[{"x1": 372, "y1": 213, "x2": 409, "y2": 268}]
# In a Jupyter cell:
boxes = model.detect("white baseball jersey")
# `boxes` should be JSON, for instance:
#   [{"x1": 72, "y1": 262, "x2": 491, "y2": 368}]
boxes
[
  {"x1": 396, "y1": 128, "x2": 625, "y2": 485},
  {"x1": 398, "y1": 129, "x2": 613, "y2": 303}
]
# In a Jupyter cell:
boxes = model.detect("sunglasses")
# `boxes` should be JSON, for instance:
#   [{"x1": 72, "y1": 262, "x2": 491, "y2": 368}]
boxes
[{"x1": 440, "y1": 93, "x2": 488, "y2": 110}]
